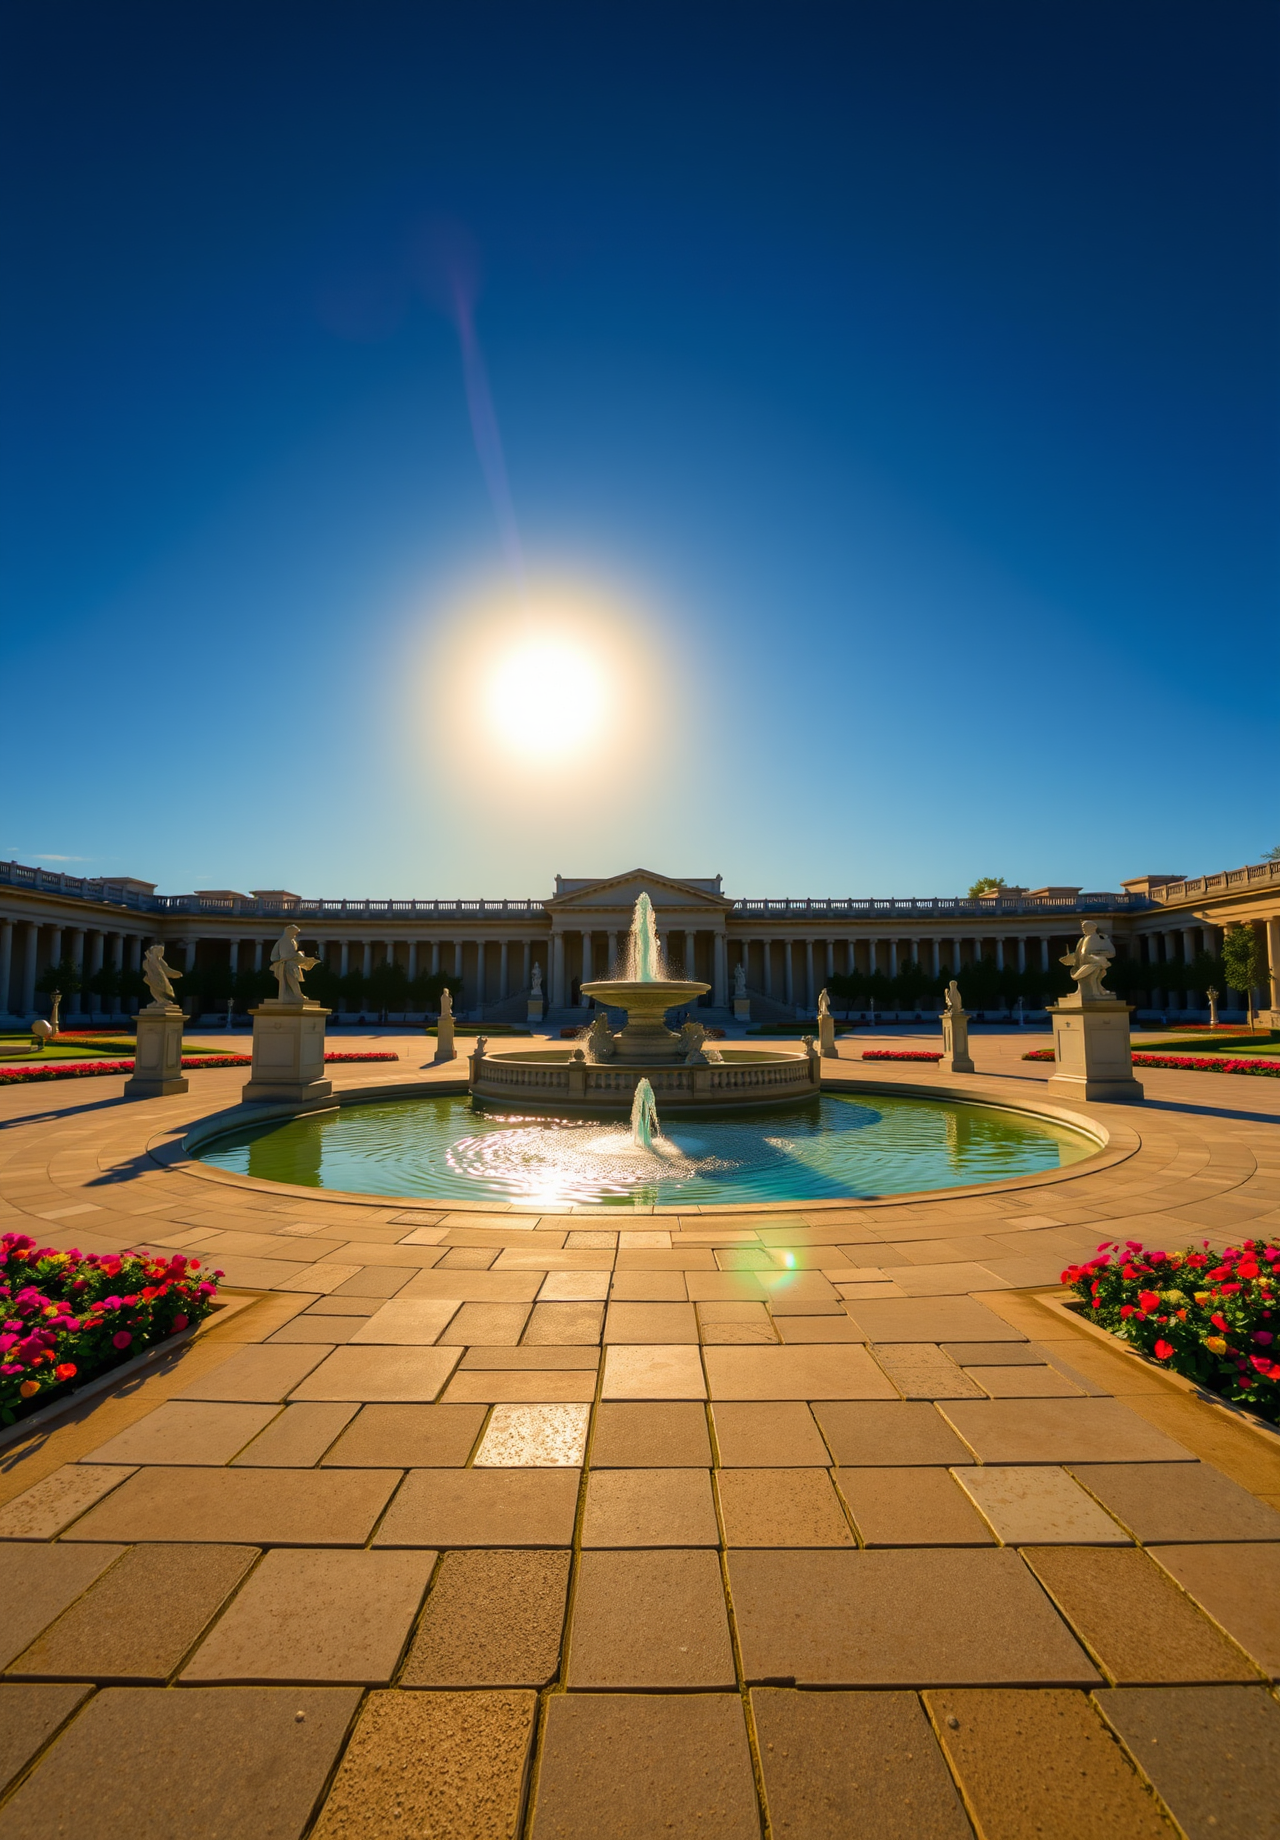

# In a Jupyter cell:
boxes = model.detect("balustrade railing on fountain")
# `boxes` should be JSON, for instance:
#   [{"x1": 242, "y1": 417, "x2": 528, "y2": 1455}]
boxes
[{"x1": 470, "y1": 1049, "x2": 818, "y2": 1106}]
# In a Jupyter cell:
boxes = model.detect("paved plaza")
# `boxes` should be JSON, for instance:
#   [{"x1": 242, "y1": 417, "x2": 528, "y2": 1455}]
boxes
[{"x1": 1, "y1": 1030, "x2": 1278, "y2": 1838}]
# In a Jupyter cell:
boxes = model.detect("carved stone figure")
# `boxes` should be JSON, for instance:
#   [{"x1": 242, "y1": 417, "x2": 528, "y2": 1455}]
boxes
[
  {"x1": 440, "y1": 985, "x2": 454, "y2": 1018},
  {"x1": 944, "y1": 979, "x2": 964, "y2": 1013},
  {"x1": 817, "y1": 987, "x2": 831, "y2": 1018},
  {"x1": 1059, "y1": 921, "x2": 1115, "y2": 1002},
  {"x1": 270, "y1": 925, "x2": 319, "y2": 1003},
  {"x1": 142, "y1": 943, "x2": 181, "y2": 1008},
  {"x1": 474, "y1": 1036, "x2": 488, "y2": 1060},
  {"x1": 733, "y1": 961, "x2": 747, "y2": 999},
  {"x1": 530, "y1": 962, "x2": 543, "y2": 997},
  {"x1": 680, "y1": 1019, "x2": 708, "y2": 1062},
  {"x1": 586, "y1": 1013, "x2": 616, "y2": 1062}
]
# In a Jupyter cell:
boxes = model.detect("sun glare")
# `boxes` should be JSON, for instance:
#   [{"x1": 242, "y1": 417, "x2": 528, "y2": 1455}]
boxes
[{"x1": 485, "y1": 638, "x2": 606, "y2": 757}]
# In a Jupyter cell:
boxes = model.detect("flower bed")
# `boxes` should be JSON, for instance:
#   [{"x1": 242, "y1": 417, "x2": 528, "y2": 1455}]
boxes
[
  {"x1": 861, "y1": 1050, "x2": 942, "y2": 1062},
  {"x1": 1062, "y1": 1238, "x2": 1280, "y2": 1423},
  {"x1": 0, "y1": 1049, "x2": 401, "y2": 1087},
  {"x1": 1, "y1": 1234, "x2": 223, "y2": 1426},
  {"x1": 1023, "y1": 1047, "x2": 1280, "y2": 1076}
]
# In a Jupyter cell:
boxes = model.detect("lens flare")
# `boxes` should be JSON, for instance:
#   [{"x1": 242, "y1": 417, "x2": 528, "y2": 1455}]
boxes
[{"x1": 485, "y1": 638, "x2": 606, "y2": 756}]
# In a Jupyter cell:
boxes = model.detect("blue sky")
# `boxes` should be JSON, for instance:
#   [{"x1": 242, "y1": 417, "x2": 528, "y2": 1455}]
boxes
[{"x1": 3, "y1": 2, "x2": 1276, "y2": 899}]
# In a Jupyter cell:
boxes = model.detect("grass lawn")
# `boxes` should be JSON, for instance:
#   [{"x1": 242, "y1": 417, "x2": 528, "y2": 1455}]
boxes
[
  {"x1": 1132, "y1": 1030, "x2": 1280, "y2": 1056},
  {"x1": 0, "y1": 1035, "x2": 240, "y2": 1062}
]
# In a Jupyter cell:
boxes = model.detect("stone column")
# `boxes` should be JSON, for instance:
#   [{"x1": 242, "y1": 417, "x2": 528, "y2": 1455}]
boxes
[
  {"x1": 1267, "y1": 917, "x2": 1280, "y2": 1021},
  {"x1": 552, "y1": 933, "x2": 565, "y2": 1007},
  {"x1": 254, "y1": 939, "x2": 265, "y2": 972},
  {"x1": 580, "y1": 931, "x2": 593, "y2": 1005},
  {"x1": 522, "y1": 940, "x2": 531, "y2": 989},
  {"x1": 607, "y1": 931, "x2": 619, "y2": 973},
  {"x1": 1040, "y1": 938, "x2": 1050, "y2": 972},
  {"x1": 499, "y1": 939, "x2": 509, "y2": 999},
  {"x1": 339, "y1": 941, "x2": 349, "y2": 976},
  {"x1": 1017, "y1": 937, "x2": 1027, "y2": 973},
  {"x1": 931, "y1": 937, "x2": 941, "y2": 977},
  {"x1": 228, "y1": 939, "x2": 240, "y2": 974},
  {"x1": 867, "y1": 940, "x2": 878, "y2": 975},
  {"x1": 783, "y1": 940, "x2": 795, "y2": 1008},
  {"x1": 362, "y1": 942, "x2": 373, "y2": 977},
  {"x1": 0, "y1": 918, "x2": 13, "y2": 1016},
  {"x1": 825, "y1": 940, "x2": 835, "y2": 979},
  {"x1": 713, "y1": 933, "x2": 727, "y2": 1007},
  {"x1": 408, "y1": 941, "x2": 418, "y2": 980},
  {"x1": 762, "y1": 940, "x2": 773, "y2": 998},
  {"x1": 128, "y1": 935, "x2": 141, "y2": 971},
  {"x1": 804, "y1": 940, "x2": 815, "y2": 1010},
  {"x1": 995, "y1": 939, "x2": 1004, "y2": 971},
  {"x1": 888, "y1": 940, "x2": 898, "y2": 977},
  {"x1": 20, "y1": 921, "x2": 38, "y2": 1016},
  {"x1": 683, "y1": 930, "x2": 696, "y2": 981}
]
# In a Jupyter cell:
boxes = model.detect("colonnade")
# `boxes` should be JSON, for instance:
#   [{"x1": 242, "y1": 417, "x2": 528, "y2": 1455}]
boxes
[
  {"x1": 729, "y1": 933, "x2": 1062, "y2": 1012},
  {"x1": 0, "y1": 918, "x2": 146, "y2": 1020}
]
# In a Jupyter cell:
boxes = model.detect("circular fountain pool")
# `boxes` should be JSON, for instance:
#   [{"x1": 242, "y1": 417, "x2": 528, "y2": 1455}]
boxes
[{"x1": 196, "y1": 1090, "x2": 1095, "y2": 1209}]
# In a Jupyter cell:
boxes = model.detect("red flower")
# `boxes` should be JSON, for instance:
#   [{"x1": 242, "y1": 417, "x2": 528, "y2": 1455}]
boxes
[
  {"x1": 54, "y1": 1362, "x2": 76, "y2": 1381},
  {"x1": 1153, "y1": 1339, "x2": 1175, "y2": 1360}
]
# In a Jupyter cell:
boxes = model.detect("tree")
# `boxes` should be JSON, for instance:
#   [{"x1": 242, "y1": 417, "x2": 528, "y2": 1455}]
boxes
[
  {"x1": 1264, "y1": 845, "x2": 1280, "y2": 862},
  {"x1": 967, "y1": 877, "x2": 1008, "y2": 898},
  {"x1": 367, "y1": 962, "x2": 410, "y2": 1021},
  {"x1": 36, "y1": 959, "x2": 83, "y2": 1005},
  {"x1": 1222, "y1": 924, "x2": 1267, "y2": 1026}
]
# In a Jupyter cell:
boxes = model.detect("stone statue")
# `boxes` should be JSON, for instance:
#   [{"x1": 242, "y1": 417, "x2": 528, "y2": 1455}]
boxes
[
  {"x1": 817, "y1": 987, "x2": 831, "y2": 1018},
  {"x1": 680, "y1": 1019, "x2": 708, "y2": 1060},
  {"x1": 530, "y1": 962, "x2": 543, "y2": 997},
  {"x1": 733, "y1": 961, "x2": 747, "y2": 999},
  {"x1": 474, "y1": 1036, "x2": 488, "y2": 1060},
  {"x1": 440, "y1": 985, "x2": 454, "y2": 1018},
  {"x1": 944, "y1": 979, "x2": 964, "y2": 1013},
  {"x1": 1059, "y1": 921, "x2": 1115, "y2": 1002},
  {"x1": 142, "y1": 943, "x2": 181, "y2": 1008},
  {"x1": 585, "y1": 1013, "x2": 616, "y2": 1062},
  {"x1": 270, "y1": 925, "x2": 319, "y2": 1003}
]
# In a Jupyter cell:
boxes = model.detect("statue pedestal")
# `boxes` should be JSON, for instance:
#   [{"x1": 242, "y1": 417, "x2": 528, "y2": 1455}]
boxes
[
  {"x1": 125, "y1": 1005, "x2": 188, "y2": 1097},
  {"x1": 732, "y1": 997, "x2": 751, "y2": 1023},
  {"x1": 434, "y1": 1010, "x2": 456, "y2": 1064},
  {"x1": 526, "y1": 997, "x2": 544, "y2": 1023},
  {"x1": 1046, "y1": 997, "x2": 1143, "y2": 1103},
  {"x1": 817, "y1": 1013, "x2": 838, "y2": 1058},
  {"x1": 940, "y1": 1007, "x2": 974, "y2": 1073},
  {"x1": 243, "y1": 1001, "x2": 332, "y2": 1104}
]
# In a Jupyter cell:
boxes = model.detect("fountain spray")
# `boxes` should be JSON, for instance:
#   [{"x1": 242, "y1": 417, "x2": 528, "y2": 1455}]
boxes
[
  {"x1": 627, "y1": 893, "x2": 664, "y2": 982},
  {"x1": 630, "y1": 1077, "x2": 660, "y2": 1150}
]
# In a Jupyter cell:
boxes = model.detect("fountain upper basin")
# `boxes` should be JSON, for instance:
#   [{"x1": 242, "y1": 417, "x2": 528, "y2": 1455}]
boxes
[{"x1": 580, "y1": 976, "x2": 710, "y2": 1062}]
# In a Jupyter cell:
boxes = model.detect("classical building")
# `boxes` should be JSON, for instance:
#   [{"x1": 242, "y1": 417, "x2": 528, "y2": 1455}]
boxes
[{"x1": 2, "y1": 859, "x2": 1278, "y2": 1025}]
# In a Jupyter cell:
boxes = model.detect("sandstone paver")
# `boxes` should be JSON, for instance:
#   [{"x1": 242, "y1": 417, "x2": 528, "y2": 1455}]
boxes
[
  {"x1": 717, "y1": 1467, "x2": 854, "y2": 1546},
  {"x1": 438, "y1": 1302, "x2": 532, "y2": 1344},
  {"x1": 0, "y1": 1464, "x2": 136, "y2": 1538},
  {"x1": 348, "y1": 1299, "x2": 461, "y2": 1343},
  {"x1": 845, "y1": 1297, "x2": 1027, "y2": 1341},
  {"x1": 601, "y1": 1343, "x2": 706, "y2": 1398},
  {"x1": 319, "y1": 1402, "x2": 486, "y2": 1466},
  {"x1": 522, "y1": 1301, "x2": 603, "y2": 1343},
  {"x1": 939, "y1": 1398, "x2": 1196, "y2": 1464},
  {"x1": 181, "y1": 1548, "x2": 434, "y2": 1683},
  {"x1": 459, "y1": 1345, "x2": 600, "y2": 1368},
  {"x1": 566, "y1": 1549, "x2": 735, "y2": 1688},
  {"x1": 0, "y1": 1683, "x2": 92, "y2": 1797},
  {"x1": 443, "y1": 1369, "x2": 595, "y2": 1402},
  {"x1": 953, "y1": 1466, "x2": 1130, "y2": 1544},
  {"x1": 531, "y1": 1693, "x2": 758, "y2": 1839},
  {"x1": 1146, "y1": 1543, "x2": 1280, "y2": 1678},
  {"x1": 581, "y1": 1468, "x2": 718, "y2": 1546},
  {"x1": 1069, "y1": 1461, "x2": 1280, "y2": 1542},
  {"x1": 751, "y1": 1687, "x2": 973, "y2": 1840},
  {"x1": 231, "y1": 1402, "x2": 359, "y2": 1466},
  {"x1": 267, "y1": 1316, "x2": 367, "y2": 1343},
  {"x1": 174, "y1": 1343, "x2": 332, "y2": 1400},
  {"x1": 774, "y1": 1314, "x2": 868, "y2": 1341},
  {"x1": 5, "y1": 1684, "x2": 362, "y2": 1838},
  {"x1": 374, "y1": 1468, "x2": 580, "y2": 1547},
  {"x1": 311, "y1": 1688, "x2": 537, "y2": 1840},
  {"x1": 1022, "y1": 1545, "x2": 1263, "y2": 1683},
  {"x1": 401, "y1": 1549, "x2": 570, "y2": 1686},
  {"x1": 80, "y1": 1400, "x2": 280, "y2": 1466},
  {"x1": 1093, "y1": 1684, "x2": 1280, "y2": 1840},
  {"x1": 728, "y1": 1548, "x2": 1099, "y2": 1685},
  {"x1": 603, "y1": 1301, "x2": 698, "y2": 1342},
  {"x1": 474, "y1": 1403, "x2": 591, "y2": 1466},
  {"x1": 703, "y1": 1343, "x2": 896, "y2": 1400},
  {"x1": 836, "y1": 1467, "x2": 995, "y2": 1546},
  {"x1": 812, "y1": 1400, "x2": 972, "y2": 1466},
  {"x1": 289, "y1": 1344, "x2": 461, "y2": 1401},
  {"x1": 710, "y1": 1400, "x2": 829, "y2": 1466},
  {"x1": 869, "y1": 1343, "x2": 985, "y2": 1398},
  {"x1": 588, "y1": 1400, "x2": 712, "y2": 1466},
  {"x1": 925, "y1": 1686, "x2": 1171, "y2": 1840},
  {"x1": 61, "y1": 1466, "x2": 398, "y2": 1546},
  {"x1": 0, "y1": 1543, "x2": 124, "y2": 1668},
  {"x1": 539, "y1": 1272, "x2": 610, "y2": 1299}
]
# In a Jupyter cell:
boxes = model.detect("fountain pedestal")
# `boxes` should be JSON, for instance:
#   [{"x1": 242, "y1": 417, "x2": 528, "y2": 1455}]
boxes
[
  {"x1": 1046, "y1": 996, "x2": 1144, "y2": 1103},
  {"x1": 579, "y1": 977, "x2": 710, "y2": 1063},
  {"x1": 243, "y1": 1000, "x2": 332, "y2": 1104}
]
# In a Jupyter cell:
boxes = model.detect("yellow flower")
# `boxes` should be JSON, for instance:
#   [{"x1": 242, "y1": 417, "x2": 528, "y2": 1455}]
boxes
[
  {"x1": 1193, "y1": 1292, "x2": 1211, "y2": 1306},
  {"x1": 1204, "y1": 1335, "x2": 1228, "y2": 1355}
]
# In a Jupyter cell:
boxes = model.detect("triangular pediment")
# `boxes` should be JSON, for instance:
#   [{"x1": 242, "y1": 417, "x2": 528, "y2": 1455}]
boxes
[{"x1": 547, "y1": 868, "x2": 730, "y2": 913}]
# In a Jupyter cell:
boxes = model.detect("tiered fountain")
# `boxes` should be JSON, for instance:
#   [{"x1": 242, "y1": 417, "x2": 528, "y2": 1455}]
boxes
[{"x1": 467, "y1": 892, "x2": 820, "y2": 1113}]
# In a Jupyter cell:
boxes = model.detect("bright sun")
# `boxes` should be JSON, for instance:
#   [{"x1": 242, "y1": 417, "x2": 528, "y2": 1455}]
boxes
[{"x1": 485, "y1": 639, "x2": 606, "y2": 757}]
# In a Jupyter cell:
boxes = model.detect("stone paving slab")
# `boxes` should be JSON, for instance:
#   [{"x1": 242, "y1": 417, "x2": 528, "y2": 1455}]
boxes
[
  {"x1": 588, "y1": 1400, "x2": 713, "y2": 1466},
  {"x1": 174, "y1": 1344, "x2": 333, "y2": 1401},
  {"x1": 1093, "y1": 1684, "x2": 1280, "y2": 1840},
  {"x1": 1146, "y1": 1543, "x2": 1280, "y2": 1678},
  {"x1": 710, "y1": 1400, "x2": 829, "y2": 1466},
  {"x1": 811, "y1": 1400, "x2": 975, "y2": 1466},
  {"x1": 531, "y1": 1693, "x2": 758, "y2": 1839},
  {"x1": 716, "y1": 1467, "x2": 854, "y2": 1546},
  {"x1": 751, "y1": 1687, "x2": 973, "y2": 1840},
  {"x1": 288, "y1": 1345, "x2": 461, "y2": 1401},
  {"x1": 373, "y1": 1468, "x2": 580, "y2": 1547},
  {"x1": 728, "y1": 1548, "x2": 1101, "y2": 1685},
  {"x1": 953, "y1": 1466, "x2": 1132, "y2": 1545},
  {"x1": 0, "y1": 1544, "x2": 125, "y2": 1668},
  {"x1": 1022, "y1": 1546, "x2": 1264, "y2": 1684},
  {"x1": 566, "y1": 1549, "x2": 735, "y2": 1688},
  {"x1": 473, "y1": 1403, "x2": 591, "y2": 1466},
  {"x1": 400, "y1": 1549, "x2": 570, "y2": 1687},
  {"x1": 311, "y1": 1688, "x2": 537, "y2": 1840},
  {"x1": 319, "y1": 1403, "x2": 486, "y2": 1467},
  {"x1": 81, "y1": 1401, "x2": 281, "y2": 1467},
  {"x1": 60, "y1": 1467, "x2": 400, "y2": 1546},
  {"x1": 702, "y1": 1343, "x2": 897, "y2": 1400},
  {"x1": 521, "y1": 1301, "x2": 604, "y2": 1343},
  {"x1": 4, "y1": 1684, "x2": 363, "y2": 1840},
  {"x1": 939, "y1": 1398, "x2": 1197, "y2": 1465},
  {"x1": 181, "y1": 1549, "x2": 434, "y2": 1684},
  {"x1": 581, "y1": 1467, "x2": 718, "y2": 1546},
  {"x1": 0, "y1": 1465, "x2": 136, "y2": 1539},
  {"x1": 1069, "y1": 1461, "x2": 1280, "y2": 1542},
  {"x1": 924, "y1": 1687, "x2": 1172, "y2": 1840},
  {"x1": 7, "y1": 1543, "x2": 255, "y2": 1683},
  {"x1": 0, "y1": 1682, "x2": 92, "y2": 1798},
  {"x1": 836, "y1": 1467, "x2": 996, "y2": 1546},
  {"x1": 231, "y1": 1402, "x2": 359, "y2": 1467},
  {"x1": 600, "y1": 1343, "x2": 707, "y2": 1398}
]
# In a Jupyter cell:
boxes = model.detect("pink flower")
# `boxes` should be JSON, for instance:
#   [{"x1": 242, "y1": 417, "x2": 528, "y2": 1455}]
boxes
[
  {"x1": 111, "y1": 1330, "x2": 132, "y2": 1350},
  {"x1": 171, "y1": 1314, "x2": 188, "y2": 1332}
]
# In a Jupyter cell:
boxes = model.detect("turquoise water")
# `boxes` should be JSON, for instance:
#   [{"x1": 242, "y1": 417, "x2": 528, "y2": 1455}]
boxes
[{"x1": 197, "y1": 1091, "x2": 1093, "y2": 1209}]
